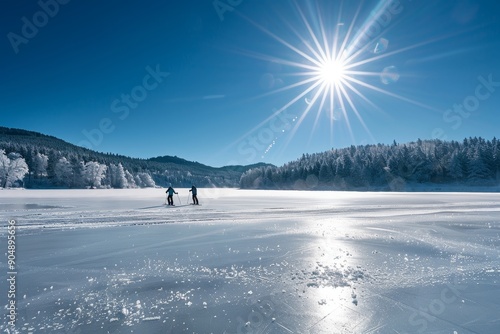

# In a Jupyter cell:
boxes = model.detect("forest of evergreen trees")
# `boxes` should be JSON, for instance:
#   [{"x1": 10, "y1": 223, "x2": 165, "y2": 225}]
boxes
[
  {"x1": 0, "y1": 127, "x2": 260, "y2": 189},
  {"x1": 2, "y1": 126, "x2": 499, "y2": 191},
  {"x1": 240, "y1": 137, "x2": 500, "y2": 191}
]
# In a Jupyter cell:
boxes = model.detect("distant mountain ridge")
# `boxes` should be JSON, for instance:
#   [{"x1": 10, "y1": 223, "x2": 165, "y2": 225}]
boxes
[
  {"x1": 0, "y1": 126, "x2": 273, "y2": 188},
  {"x1": 148, "y1": 155, "x2": 269, "y2": 172}
]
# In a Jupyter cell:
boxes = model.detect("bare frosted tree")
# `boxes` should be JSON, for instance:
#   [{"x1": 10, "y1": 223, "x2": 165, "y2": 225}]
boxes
[
  {"x1": 83, "y1": 161, "x2": 107, "y2": 188},
  {"x1": 0, "y1": 150, "x2": 29, "y2": 188},
  {"x1": 124, "y1": 169, "x2": 137, "y2": 188},
  {"x1": 134, "y1": 172, "x2": 156, "y2": 187},
  {"x1": 109, "y1": 163, "x2": 128, "y2": 188},
  {"x1": 0, "y1": 150, "x2": 9, "y2": 187}
]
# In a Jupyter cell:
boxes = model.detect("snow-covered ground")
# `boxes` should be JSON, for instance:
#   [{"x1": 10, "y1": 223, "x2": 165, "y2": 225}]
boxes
[{"x1": 1, "y1": 188, "x2": 499, "y2": 333}]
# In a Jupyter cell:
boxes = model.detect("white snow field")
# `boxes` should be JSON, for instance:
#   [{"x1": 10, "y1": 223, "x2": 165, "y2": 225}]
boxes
[{"x1": 1, "y1": 188, "x2": 499, "y2": 334}]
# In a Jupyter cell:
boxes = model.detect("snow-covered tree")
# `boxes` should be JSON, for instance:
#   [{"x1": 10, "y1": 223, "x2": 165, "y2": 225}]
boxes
[
  {"x1": 335, "y1": 154, "x2": 351, "y2": 178},
  {"x1": 7, "y1": 154, "x2": 29, "y2": 187},
  {"x1": 468, "y1": 148, "x2": 490, "y2": 183},
  {"x1": 410, "y1": 147, "x2": 432, "y2": 182},
  {"x1": 449, "y1": 150, "x2": 464, "y2": 181},
  {"x1": 54, "y1": 157, "x2": 73, "y2": 187},
  {"x1": 318, "y1": 162, "x2": 333, "y2": 184},
  {"x1": 134, "y1": 172, "x2": 155, "y2": 187},
  {"x1": 0, "y1": 150, "x2": 9, "y2": 186},
  {"x1": 240, "y1": 168, "x2": 264, "y2": 189},
  {"x1": 109, "y1": 163, "x2": 128, "y2": 188},
  {"x1": 32, "y1": 153, "x2": 48, "y2": 178},
  {"x1": 83, "y1": 161, "x2": 107, "y2": 188},
  {"x1": 0, "y1": 151, "x2": 29, "y2": 187},
  {"x1": 71, "y1": 158, "x2": 85, "y2": 188},
  {"x1": 125, "y1": 170, "x2": 137, "y2": 188}
]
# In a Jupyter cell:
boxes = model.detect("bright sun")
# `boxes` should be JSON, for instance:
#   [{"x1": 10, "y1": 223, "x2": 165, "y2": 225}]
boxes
[
  {"x1": 318, "y1": 58, "x2": 346, "y2": 85},
  {"x1": 236, "y1": 1, "x2": 436, "y2": 156}
]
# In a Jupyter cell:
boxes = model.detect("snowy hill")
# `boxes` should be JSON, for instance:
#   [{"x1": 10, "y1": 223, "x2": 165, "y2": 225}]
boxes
[{"x1": 0, "y1": 126, "x2": 272, "y2": 189}]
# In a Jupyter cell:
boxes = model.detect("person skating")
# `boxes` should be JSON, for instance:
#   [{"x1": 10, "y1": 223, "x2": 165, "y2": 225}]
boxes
[
  {"x1": 189, "y1": 185, "x2": 199, "y2": 205},
  {"x1": 166, "y1": 185, "x2": 178, "y2": 205}
]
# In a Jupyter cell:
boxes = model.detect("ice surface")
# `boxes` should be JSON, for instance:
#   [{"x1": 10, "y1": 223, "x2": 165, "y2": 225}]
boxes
[{"x1": 1, "y1": 189, "x2": 499, "y2": 333}]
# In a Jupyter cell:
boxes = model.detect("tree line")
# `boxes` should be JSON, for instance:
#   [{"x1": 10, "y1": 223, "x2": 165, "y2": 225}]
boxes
[
  {"x1": 240, "y1": 137, "x2": 500, "y2": 190},
  {"x1": 4, "y1": 127, "x2": 499, "y2": 191},
  {"x1": 0, "y1": 127, "x2": 244, "y2": 188},
  {"x1": 0, "y1": 148, "x2": 168, "y2": 189}
]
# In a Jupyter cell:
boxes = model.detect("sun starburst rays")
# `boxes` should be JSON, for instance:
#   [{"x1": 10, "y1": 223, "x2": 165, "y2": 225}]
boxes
[
  {"x1": 248, "y1": 4, "x2": 399, "y2": 150},
  {"x1": 271, "y1": 2, "x2": 382, "y2": 150},
  {"x1": 224, "y1": 1, "x2": 451, "y2": 161}
]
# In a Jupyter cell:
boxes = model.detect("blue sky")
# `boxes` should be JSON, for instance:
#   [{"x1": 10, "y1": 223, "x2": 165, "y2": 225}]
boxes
[{"x1": 2, "y1": 0, "x2": 500, "y2": 167}]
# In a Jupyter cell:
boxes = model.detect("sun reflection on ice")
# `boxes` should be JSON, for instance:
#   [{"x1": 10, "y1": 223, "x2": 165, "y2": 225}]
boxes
[{"x1": 293, "y1": 230, "x2": 370, "y2": 332}]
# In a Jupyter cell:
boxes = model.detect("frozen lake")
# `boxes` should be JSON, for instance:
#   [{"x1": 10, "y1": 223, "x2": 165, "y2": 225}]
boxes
[{"x1": 1, "y1": 188, "x2": 500, "y2": 333}]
